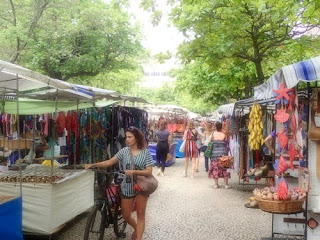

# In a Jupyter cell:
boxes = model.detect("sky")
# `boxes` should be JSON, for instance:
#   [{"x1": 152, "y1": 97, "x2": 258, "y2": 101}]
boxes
[{"x1": 129, "y1": 1, "x2": 185, "y2": 56}]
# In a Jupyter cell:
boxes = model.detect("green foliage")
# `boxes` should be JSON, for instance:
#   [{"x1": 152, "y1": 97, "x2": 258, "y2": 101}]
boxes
[
  {"x1": 169, "y1": 0, "x2": 320, "y2": 105},
  {"x1": 0, "y1": 0, "x2": 146, "y2": 85},
  {"x1": 153, "y1": 51, "x2": 172, "y2": 64}
]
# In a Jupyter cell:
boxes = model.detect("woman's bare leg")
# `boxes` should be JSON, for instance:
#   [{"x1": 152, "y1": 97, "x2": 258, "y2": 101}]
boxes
[
  {"x1": 191, "y1": 158, "x2": 196, "y2": 177},
  {"x1": 135, "y1": 194, "x2": 149, "y2": 240},
  {"x1": 184, "y1": 157, "x2": 189, "y2": 176},
  {"x1": 121, "y1": 198, "x2": 137, "y2": 238}
]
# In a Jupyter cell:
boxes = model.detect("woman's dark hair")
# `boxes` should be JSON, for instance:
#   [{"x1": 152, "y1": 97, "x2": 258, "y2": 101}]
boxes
[
  {"x1": 215, "y1": 122, "x2": 222, "y2": 132},
  {"x1": 126, "y1": 126, "x2": 147, "y2": 149},
  {"x1": 159, "y1": 121, "x2": 167, "y2": 131}
]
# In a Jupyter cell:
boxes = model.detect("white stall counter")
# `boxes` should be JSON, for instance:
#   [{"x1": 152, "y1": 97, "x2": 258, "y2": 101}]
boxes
[{"x1": 0, "y1": 170, "x2": 94, "y2": 234}]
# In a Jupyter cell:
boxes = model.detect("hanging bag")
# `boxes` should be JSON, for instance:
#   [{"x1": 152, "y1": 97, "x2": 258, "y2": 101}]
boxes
[
  {"x1": 130, "y1": 152, "x2": 158, "y2": 195},
  {"x1": 218, "y1": 156, "x2": 234, "y2": 168},
  {"x1": 204, "y1": 142, "x2": 213, "y2": 158},
  {"x1": 179, "y1": 139, "x2": 186, "y2": 153}
]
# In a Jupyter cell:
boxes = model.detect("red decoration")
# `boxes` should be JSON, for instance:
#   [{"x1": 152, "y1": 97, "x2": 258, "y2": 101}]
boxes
[
  {"x1": 274, "y1": 108, "x2": 289, "y2": 123},
  {"x1": 277, "y1": 178, "x2": 288, "y2": 200},
  {"x1": 288, "y1": 90, "x2": 295, "y2": 111},
  {"x1": 291, "y1": 113, "x2": 297, "y2": 140},
  {"x1": 133, "y1": 184, "x2": 141, "y2": 192},
  {"x1": 274, "y1": 83, "x2": 290, "y2": 101},
  {"x1": 278, "y1": 155, "x2": 289, "y2": 174},
  {"x1": 287, "y1": 144, "x2": 298, "y2": 170},
  {"x1": 278, "y1": 128, "x2": 289, "y2": 149}
]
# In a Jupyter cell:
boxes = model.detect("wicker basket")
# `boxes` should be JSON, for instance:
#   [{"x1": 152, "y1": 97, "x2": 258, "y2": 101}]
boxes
[{"x1": 257, "y1": 199, "x2": 304, "y2": 214}]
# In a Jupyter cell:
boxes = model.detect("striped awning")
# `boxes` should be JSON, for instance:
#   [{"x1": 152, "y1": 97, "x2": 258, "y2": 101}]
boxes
[{"x1": 254, "y1": 56, "x2": 320, "y2": 100}]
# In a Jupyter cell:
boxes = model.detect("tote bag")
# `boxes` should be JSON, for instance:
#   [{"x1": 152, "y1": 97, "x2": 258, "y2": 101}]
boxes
[{"x1": 179, "y1": 140, "x2": 186, "y2": 153}]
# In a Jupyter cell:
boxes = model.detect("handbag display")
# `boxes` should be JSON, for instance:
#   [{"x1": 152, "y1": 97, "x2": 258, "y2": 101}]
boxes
[
  {"x1": 218, "y1": 156, "x2": 234, "y2": 168},
  {"x1": 130, "y1": 152, "x2": 158, "y2": 195},
  {"x1": 179, "y1": 139, "x2": 186, "y2": 153},
  {"x1": 204, "y1": 142, "x2": 213, "y2": 158}
]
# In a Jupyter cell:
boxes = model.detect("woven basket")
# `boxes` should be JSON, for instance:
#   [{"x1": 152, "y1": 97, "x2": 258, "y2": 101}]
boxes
[{"x1": 257, "y1": 199, "x2": 304, "y2": 214}]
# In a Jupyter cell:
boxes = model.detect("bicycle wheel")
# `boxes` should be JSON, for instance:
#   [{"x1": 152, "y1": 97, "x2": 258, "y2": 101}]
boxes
[
  {"x1": 113, "y1": 203, "x2": 127, "y2": 238},
  {"x1": 84, "y1": 203, "x2": 108, "y2": 240}
]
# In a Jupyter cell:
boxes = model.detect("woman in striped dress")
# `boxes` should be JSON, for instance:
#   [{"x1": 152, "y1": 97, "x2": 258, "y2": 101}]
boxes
[
  {"x1": 85, "y1": 126, "x2": 154, "y2": 240},
  {"x1": 183, "y1": 121, "x2": 198, "y2": 178}
]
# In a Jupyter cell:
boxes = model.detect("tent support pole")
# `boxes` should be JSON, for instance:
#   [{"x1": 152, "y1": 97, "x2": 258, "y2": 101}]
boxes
[
  {"x1": 90, "y1": 102, "x2": 95, "y2": 164},
  {"x1": 31, "y1": 114, "x2": 36, "y2": 164},
  {"x1": 74, "y1": 98, "x2": 79, "y2": 170},
  {"x1": 51, "y1": 90, "x2": 58, "y2": 183},
  {"x1": 16, "y1": 77, "x2": 22, "y2": 196}
]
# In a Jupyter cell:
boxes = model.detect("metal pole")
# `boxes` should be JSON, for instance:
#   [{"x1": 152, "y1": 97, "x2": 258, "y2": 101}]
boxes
[
  {"x1": 74, "y1": 98, "x2": 79, "y2": 170},
  {"x1": 31, "y1": 114, "x2": 36, "y2": 164},
  {"x1": 16, "y1": 77, "x2": 22, "y2": 196},
  {"x1": 90, "y1": 102, "x2": 95, "y2": 163},
  {"x1": 111, "y1": 104, "x2": 115, "y2": 157},
  {"x1": 52, "y1": 90, "x2": 58, "y2": 183},
  {"x1": 1, "y1": 88, "x2": 6, "y2": 161}
]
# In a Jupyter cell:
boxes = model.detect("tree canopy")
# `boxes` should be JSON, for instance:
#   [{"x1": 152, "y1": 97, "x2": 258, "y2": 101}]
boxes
[
  {"x1": 0, "y1": 0, "x2": 146, "y2": 93},
  {"x1": 168, "y1": 0, "x2": 320, "y2": 105}
]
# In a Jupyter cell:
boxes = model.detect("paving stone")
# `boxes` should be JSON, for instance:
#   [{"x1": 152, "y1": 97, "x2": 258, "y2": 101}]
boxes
[{"x1": 25, "y1": 158, "x2": 272, "y2": 240}]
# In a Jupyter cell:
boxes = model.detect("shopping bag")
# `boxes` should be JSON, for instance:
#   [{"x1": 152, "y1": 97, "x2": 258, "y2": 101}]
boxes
[
  {"x1": 179, "y1": 140, "x2": 186, "y2": 153},
  {"x1": 204, "y1": 142, "x2": 213, "y2": 158}
]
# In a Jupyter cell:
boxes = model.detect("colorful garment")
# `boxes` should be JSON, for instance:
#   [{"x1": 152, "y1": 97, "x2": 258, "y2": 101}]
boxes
[
  {"x1": 208, "y1": 161, "x2": 230, "y2": 179},
  {"x1": 209, "y1": 140, "x2": 230, "y2": 179},
  {"x1": 184, "y1": 129, "x2": 197, "y2": 158}
]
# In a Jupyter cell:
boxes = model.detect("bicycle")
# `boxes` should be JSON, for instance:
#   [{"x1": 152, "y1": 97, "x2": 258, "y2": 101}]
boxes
[{"x1": 84, "y1": 168, "x2": 127, "y2": 240}]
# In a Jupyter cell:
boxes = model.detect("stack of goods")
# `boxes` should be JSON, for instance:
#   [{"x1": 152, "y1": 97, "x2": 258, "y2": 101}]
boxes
[
  {"x1": 253, "y1": 186, "x2": 306, "y2": 201},
  {"x1": 0, "y1": 165, "x2": 83, "y2": 184},
  {"x1": 252, "y1": 182, "x2": 307, "y2": 214},
  {"x1": 248, "y1": 103, "x2": 264, "y2": 150},
  {"x1": 0, "y1": 195, "x2": 16, "y2": 204}
]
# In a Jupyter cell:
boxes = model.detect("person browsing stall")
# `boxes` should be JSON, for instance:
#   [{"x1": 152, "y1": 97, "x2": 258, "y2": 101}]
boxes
[
  {"x1": 183, "y1": 121, "x2": 198, "y2": 178},
  {"x1": 85, "y1": 127, "x2": 153, "y2": 240},
  {"x1": 208, "y1": 122, "x2": 231, "y2": 189},
  {"x1": 156, "y1": 121, "x2": 172, "y2": 176}
]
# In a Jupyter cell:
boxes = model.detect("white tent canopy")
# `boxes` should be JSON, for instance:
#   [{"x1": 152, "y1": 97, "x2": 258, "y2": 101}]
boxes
[
  {"x1": 0, "y1": 60, "x2": 148, "y2": 104},
  {"x1": 0, "y1": 60, "x2": 74, "y2": 93}
]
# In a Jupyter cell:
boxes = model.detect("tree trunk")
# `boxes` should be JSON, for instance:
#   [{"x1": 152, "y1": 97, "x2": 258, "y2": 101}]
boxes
[{"x1": 254, "y1": 60, "x2": 264, "y2": 84}]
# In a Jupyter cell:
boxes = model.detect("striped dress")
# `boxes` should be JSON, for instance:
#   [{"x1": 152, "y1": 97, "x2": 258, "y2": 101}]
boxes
[
  {"x1": 184, "y1": 129, "x2": 197, "y2": 158},
  {"x1": 115, "y1": 147, "x2": 154, "y2": 197}
]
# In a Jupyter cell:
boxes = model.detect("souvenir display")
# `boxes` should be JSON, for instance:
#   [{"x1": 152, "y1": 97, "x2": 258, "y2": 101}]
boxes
[{"x1": 248, "y1": 103, "x2": 264, "y2": 150}]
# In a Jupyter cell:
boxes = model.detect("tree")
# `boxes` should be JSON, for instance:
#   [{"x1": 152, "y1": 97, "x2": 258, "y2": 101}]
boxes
[
  {"x1": 169, "y1": 0, "x2": 320, "y2": 102},
  {"x1": 0, "y1": 0, "x2": 146, "y2": 85}
]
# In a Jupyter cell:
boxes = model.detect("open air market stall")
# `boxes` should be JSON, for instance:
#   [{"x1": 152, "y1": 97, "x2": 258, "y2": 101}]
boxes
[
  {"x1": 0, "y1": 60, "x2": 97, "y2": 236},
  {"x1": 252, "y1": 56, "x2": 320, "y2": 240},
  {"x1": 234, "y1": 98, "x2": 276, "y2": 187},
  {"x1": 143, "y1": 104, "x2": 194, "y2": 163},
  {"x1": 0, "y1": 60, "x2": 149, "y2": 236}
]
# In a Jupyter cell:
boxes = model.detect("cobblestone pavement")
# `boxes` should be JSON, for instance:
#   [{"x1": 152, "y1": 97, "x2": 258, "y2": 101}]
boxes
[{"x1": 25, "y1": 157, "x2": 272, "y2": 240}]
